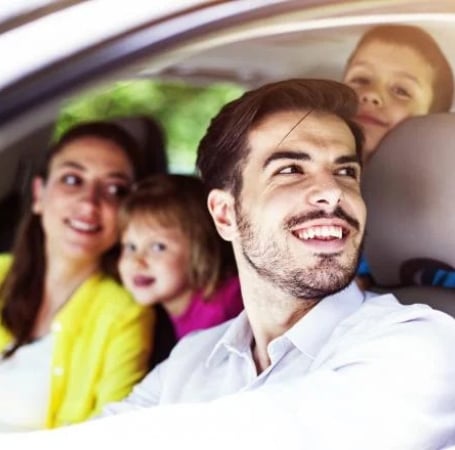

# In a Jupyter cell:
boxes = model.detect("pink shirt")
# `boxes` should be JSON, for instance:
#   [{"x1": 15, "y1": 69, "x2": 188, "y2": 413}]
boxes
[{"x1": 171, "y1": 276, "x2": 243, "y2": 340}]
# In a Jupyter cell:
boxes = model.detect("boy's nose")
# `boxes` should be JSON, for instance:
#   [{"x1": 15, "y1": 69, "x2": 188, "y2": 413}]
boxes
[{"x1": 360, "y1": 88, "x2": 383, "y2": 107}]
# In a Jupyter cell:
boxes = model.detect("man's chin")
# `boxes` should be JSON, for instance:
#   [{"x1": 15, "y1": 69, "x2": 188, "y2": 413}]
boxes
[{"x1": 291, "y1": 257, "x2": 358, "y2": 300}]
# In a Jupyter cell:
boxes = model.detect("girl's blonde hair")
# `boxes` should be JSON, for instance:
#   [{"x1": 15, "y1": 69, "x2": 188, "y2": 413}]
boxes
[{"x1": 119, "y1": 174, "x2": 236, "y2": 298}]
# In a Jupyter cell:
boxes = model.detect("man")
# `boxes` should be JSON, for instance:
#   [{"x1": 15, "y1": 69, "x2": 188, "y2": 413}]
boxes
[{"x1": 4, "y1": 79, "x2": 455, "y2": 448}]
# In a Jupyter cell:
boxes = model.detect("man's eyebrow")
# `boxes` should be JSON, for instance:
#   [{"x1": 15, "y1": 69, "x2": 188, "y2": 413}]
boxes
[
  {"x1": 335, "y1": 155, "x2": 361, "y2": 165},
  {"x1": 263, "y1": 150, "x2": 310, "y2": 169}
]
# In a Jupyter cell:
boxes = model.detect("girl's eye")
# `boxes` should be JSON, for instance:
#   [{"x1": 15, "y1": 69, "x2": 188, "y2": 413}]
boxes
[
  {"x1": 336, "y1": 166, "x2": 359, "y2": 179},
  {"x1": 150, "y1": 242, "x2": 166, "y2": 252},
  {"x1": 122, "y1": 242, "x2": 136, "y2": 254},
  {"x1": 61, "y1": 174, "x2": 81, "y2": 186},
  {"x1": 276, "y1": 165, "x2": 303, "y2": 175}
]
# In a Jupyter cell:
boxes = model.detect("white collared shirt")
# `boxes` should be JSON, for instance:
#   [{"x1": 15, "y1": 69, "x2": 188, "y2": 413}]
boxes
[{"x1": 102, "y1": 282, "x2": 455, "y2": 448}]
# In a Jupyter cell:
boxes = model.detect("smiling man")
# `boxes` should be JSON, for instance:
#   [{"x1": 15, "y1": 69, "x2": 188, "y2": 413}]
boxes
[
  {"x1": 96, "y1": 80, "x2": 455, "y2": 447},
  {"x1": 6, "y1": 79, "x2": 455, "y2": 449}
]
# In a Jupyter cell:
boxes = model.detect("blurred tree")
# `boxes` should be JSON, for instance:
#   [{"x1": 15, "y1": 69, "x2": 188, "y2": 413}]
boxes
[{"x1": 56, "y1": 79, "x2": 244, "y2": 172}]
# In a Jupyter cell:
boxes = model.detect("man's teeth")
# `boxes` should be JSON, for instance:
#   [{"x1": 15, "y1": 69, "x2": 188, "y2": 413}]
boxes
[
  {"x1": 296, "y1": 225, "x2": 343, "y2": 240},
  {"x1": 69, "y1": 219, "x2": 98, "y2": 232}
]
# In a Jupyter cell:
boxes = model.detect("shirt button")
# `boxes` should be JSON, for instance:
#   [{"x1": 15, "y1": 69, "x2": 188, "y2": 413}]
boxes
[
  {"x1": 51, "y1": 322, "x2": 62, "y2": 333},
  {"x1": 53, "y1": 367, "x2": 64, "y2": 376}
]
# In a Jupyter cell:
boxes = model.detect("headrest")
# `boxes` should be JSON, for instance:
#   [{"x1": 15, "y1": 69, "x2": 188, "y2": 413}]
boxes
[
  {"x1": 112, "y1": 115, "x2": 168, "y2": 175},
  {"x1": 362, "y1": 113, "x2": 455, "y2": 287}
]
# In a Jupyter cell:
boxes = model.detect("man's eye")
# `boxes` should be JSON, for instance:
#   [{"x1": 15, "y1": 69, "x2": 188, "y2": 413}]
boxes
[
  {"x1": 61, "y1": 174, "x2": 81, "y2": 186},
  {"x1": 150, "y1": 242, "x2": 166, "y2": 252},
  {"x1": 336, "y1": 167, "x2": 359, "y2": 179},
  {"x1": 276, "y1": 165, "x2": 303, "y2": 175},
  {"x1": 104, "y1": 183, "x2": 130, "y2": 199}
]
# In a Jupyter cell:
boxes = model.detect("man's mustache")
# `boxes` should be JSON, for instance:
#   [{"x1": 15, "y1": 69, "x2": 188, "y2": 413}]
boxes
[{"x1": 286, "y1": 206, "x2": 360, "y2": 231}]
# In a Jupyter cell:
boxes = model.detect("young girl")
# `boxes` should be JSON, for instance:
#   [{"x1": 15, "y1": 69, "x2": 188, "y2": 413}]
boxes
[{"x1": 118, "y1": 174, "x2": 243, "y2": 366}]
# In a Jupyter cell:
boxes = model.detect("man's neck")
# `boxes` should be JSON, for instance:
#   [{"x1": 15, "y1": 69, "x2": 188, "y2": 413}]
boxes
[{"x1": 240, "y1": 273, "x2": 319, "y2": 374}]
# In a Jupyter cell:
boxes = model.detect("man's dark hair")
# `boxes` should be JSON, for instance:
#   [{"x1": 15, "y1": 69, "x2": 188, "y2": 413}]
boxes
[{"x1": 196, "y1": 79, "x2": 364, "y2": 197}]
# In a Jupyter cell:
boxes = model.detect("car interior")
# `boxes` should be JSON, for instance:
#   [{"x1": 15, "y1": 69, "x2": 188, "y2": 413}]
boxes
[
  {"x1": 362, "y1": 112, "x2": 455, "y2": 316},
  {"x1": 0, "y1": 1, "x2": 454, "y2": 309}
]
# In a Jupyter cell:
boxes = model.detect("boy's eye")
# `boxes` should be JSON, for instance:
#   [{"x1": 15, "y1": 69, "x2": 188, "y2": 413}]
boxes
[
  {"x1": 347, "y1": 76, "x2": 370, "y2": 87},
  {"x1": 61, "y1": 173, "x2": 81, "y2": 186},
  {"x1": 150, "y1": 242, "x2": 166, "y2": 252},
  {"x1": 392, "y1": 86, "x2": 411, "y2": 98},
  {"x1": 275, "y1": 165, "x2": 303, "y2": 175},
  {"x1": 336, "y1": 166, "x2": 359, "y2": 179}
]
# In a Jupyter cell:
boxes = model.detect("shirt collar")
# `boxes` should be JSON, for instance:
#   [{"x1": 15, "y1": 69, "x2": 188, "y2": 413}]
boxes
[
  {"x1": 206, "y1": 281, "x2": 367, "y2": 367},
  {"x1": 206, "y1": 310, "x2": 252, "y2": 367},
  {"x1": 285, "y1": 281, "x2": 366, "y2": 359}
]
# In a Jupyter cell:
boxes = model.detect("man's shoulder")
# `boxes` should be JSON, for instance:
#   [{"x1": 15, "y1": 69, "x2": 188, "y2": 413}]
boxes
[{"x1": 327, "y1": 292, "x2": 455, "y2": 362}]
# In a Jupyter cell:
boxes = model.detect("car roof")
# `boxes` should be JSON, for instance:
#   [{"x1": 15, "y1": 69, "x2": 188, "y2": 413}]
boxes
[{"x1": 1, "y1": 0, "x2": 455, "y2": 200}]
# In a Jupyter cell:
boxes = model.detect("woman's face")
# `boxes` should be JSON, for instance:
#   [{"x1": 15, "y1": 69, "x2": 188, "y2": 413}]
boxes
[
  {"x1": 343, "y1": 39, "x2": 434, "y2": 160},
  {"x1": 32, "y1": 136, "x2": 135, "y2": 264}
]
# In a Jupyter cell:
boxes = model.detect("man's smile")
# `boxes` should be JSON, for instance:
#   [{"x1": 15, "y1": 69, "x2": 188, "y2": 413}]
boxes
[{"x1": 293, "y1": 224, "x2": 344, "y2": 241}]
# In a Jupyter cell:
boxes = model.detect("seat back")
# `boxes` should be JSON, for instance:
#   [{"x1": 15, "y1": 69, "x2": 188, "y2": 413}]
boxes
[{"x1": 362, "y1": 113, "x2": 455, "y2": 314}]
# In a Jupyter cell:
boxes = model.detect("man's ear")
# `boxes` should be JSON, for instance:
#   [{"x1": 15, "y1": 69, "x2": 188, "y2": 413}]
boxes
[
  {"x1": 207, "y1": 189, "x2": 237, "y2": 241},
  {"x1": 31, "y1": 177, "x2": 44, "y2": 214}
]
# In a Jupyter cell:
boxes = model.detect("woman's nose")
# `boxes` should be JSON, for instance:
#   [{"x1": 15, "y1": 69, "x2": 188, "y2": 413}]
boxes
[{"x1": 80, "y1": 182, "x2": 102, "y2": 206}]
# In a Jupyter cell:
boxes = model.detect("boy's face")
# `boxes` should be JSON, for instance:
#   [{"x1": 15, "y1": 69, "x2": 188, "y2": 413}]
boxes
[
  {"x1": 343, "y1": 39, "x2": 434, "y2": 160},
  {"x1": 118, "y1": 215, "x2": 192, "y2": 310}
]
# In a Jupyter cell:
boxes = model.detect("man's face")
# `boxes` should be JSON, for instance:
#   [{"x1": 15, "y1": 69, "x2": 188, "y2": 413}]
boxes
[
  {"x1": 231, "y1": 110, "x2": 366, "y2": 299},
  {"x1": 343, "y1": 40, "x2": 434, "y2": 160}
]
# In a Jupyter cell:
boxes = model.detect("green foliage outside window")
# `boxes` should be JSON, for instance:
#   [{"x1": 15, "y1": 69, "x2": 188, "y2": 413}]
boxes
[{"x1": 56, "y1": 79, "x2": 244, "y2": 173}]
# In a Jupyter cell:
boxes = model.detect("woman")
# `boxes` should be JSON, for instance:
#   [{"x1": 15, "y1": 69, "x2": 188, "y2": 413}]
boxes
[{"x1": 0, "y1": 121, "x2": 154, "y2": 430}]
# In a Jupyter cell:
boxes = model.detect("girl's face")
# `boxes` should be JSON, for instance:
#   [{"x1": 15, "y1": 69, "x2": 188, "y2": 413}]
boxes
[
  {"x1": 32, "y1": 136, "x2": 134, "y2": 264},
  {"x1": 343, "y1": 40, "x2": 434, "y2": 160},
  {"x1": 118, "y1": 215, "x2": 192, "y2": 312}
]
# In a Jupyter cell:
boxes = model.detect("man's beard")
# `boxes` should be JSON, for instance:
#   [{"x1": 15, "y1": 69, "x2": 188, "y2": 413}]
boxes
[{"x1": 236, "y1": 204, "x2": 362, "y2": 300}]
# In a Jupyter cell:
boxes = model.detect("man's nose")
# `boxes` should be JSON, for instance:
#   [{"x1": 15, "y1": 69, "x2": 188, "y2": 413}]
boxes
[{"x1": 307, "y1": 174, "x2": 342, "y2": 211}]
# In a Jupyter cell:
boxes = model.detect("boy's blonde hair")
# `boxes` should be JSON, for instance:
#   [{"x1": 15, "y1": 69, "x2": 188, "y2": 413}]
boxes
[
  {"x1": 346, "y1": 24, "x2": 454, "y2": 113},
  {"x1": 119, "y1": 174, "x2": 236, "y2": 298}
]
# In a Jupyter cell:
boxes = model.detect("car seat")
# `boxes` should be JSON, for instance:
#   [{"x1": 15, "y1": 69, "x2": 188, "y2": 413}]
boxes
[
  {"x1": 112, "y1": 115, "x2": 168, "y2": 177},
  {"x1": 362, "y1": 113, "x2": 455, "y2": 316}
]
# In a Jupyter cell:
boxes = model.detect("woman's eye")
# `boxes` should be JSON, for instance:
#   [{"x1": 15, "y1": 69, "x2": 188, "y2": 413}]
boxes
[
  {"x1": 61, "y1": 174, "x2": 81, "y2": 186},
  {"x1": 276, "y1": 165, "x2": 303, "y2": 175},
  {"x1": 150, "y1": 242, "x2": 166, "y2": 252},
  {"x1": 104, "y1": 183, "x2": 130, "y2": 200},
  {"x1": 336, "y1": 166, "x2": 359, "y2": 179}
]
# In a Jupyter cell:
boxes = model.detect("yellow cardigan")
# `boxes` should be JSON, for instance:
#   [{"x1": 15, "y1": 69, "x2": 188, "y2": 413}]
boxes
[{"x1": 0, "y1": 255, "x2": 154, "y2": 428}]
